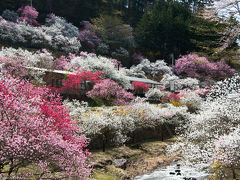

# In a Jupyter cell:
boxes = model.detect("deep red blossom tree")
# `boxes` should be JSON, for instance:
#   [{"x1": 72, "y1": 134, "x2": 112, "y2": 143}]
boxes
[
  {"x1": 59, "y1": 70, "x2": 103, "y2": 98},
  {"x1": 0, "y1": 75, "x2": 91, "y2": 179},
  {"x1": 132, "y1": 81, "x2": 149, "y2": 94}
]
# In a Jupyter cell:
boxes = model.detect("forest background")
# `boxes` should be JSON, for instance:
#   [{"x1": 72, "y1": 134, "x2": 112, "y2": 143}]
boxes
[{"x1": 1, "y1": 0, "x2": 237, "y2": 68}]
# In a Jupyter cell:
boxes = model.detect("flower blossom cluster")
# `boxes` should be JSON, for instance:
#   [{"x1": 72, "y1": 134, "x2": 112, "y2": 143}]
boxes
[
  {"x1": 145, "y1": 88, "x2": 165, "y2": 100},
  {"x1": 64, "y1": 98, "x2": 189, "y2": 146},
  {"x1": 132, "y1": 81, "x2": 149, "y2": 94},
  {"x1": 17, "y1": 6, "x2": 39, "y2": 26},
  {"x1": 160, "y1": 74, "x2": 199, "y2": 90},
  {"x1": 0, "y1": 12, "x2": 81, "y2": 53},
  {"x1": 0, "y1": 75, "x2": 91, "y2": 179},
  {"x1": 168, "y1": 85, "x2": 240, "y2": 173},
  {"x1": 87, "y1": 79, "x2": 134, "y2": 105},
  {"x1": 129, "y1": 59, "x2": 173, "y2": 79},
  {"x1": 174, "y1": 54, "x2": 235, "y2": 80},
  {"x1": 70, "y1": 53, "x2": 131, "y2": 88}
]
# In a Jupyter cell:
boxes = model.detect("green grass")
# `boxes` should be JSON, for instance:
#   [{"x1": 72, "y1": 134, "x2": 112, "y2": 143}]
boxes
[{"x1": 92, "y1": 169, "x2": 118, "y2": 180}]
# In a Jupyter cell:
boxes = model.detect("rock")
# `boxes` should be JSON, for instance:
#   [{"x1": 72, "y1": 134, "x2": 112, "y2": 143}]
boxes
[
  {"x1": 113, "y1": 158, "x2": 127, "y2": 169},
  {"x1": 175, "y1": 169, "x2": 181, "y2": 173}
]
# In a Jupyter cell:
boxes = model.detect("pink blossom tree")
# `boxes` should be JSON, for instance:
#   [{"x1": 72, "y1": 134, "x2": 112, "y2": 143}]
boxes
[
  {"x1": 87, "y1": 79, "x2": 135, "y2": 105},
  {"x1": 52, "y1": 55, "x2": 72, "y2": 70},
  {"x1": 0, "y1": 75, "x2": 91, "y2": 179},
  {"x1": 174, "y1": 54, "x2": 235, "y2": 80},
  {"x1": 0, "y1": 56, "x2": 28, "y2": 78},
  {"x1": 17, "y1": 6, "x2": 40, "y2": 26}
]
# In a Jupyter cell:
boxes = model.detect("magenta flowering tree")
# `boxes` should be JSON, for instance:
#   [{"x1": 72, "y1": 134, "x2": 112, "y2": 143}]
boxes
[
  {"x1": 0, "y1": 56, "x2": 28, "y2": 78},
  {"x1": 52, "y1": 55, "x2": 72, "y2": 70},
  {"x1": 174, "y1": 54, "x2": 235, "y2": 80},
  {"x1": 17, "y1": 6, "x2": 40, "y2": 26},
  {"x1": 78, "y1": 21, "x2": 100, "y2": 52},
  {"x1": 0, "y1": 75, "x2": 91, "y2": 179},
  {"x1": 87, "y1": 79, "x2": 134, "y2": 105},
  {"x1": 214, "y1": 59, "x2": 236, "y2": 77}
]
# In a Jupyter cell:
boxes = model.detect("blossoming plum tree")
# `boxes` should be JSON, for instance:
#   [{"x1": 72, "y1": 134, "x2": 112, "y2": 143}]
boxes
[
  {"x1": 174, "y1": 54, "x2": 235, "y2": 80},
  {"x1": 130, "y1": 59, "x2": 173, "y2": 79},
  {"x1": 60, "y1": 70, "x2": 103, "y2": 98},
  {"x1": 17, "y1": 6, "x2": 39, "y2": 26},
  {"x1": 70, "y1": 53, "x2": 131, "y2": 88},
  {"x1": 87, "y1": 79, "x2": 135, "y2": 105},
  {"x1": 0, "y1": 75, "x2": 91, "y2": 179},
  {"x1": 168, "y1": 75, "x2": 240, "y2": 176}
]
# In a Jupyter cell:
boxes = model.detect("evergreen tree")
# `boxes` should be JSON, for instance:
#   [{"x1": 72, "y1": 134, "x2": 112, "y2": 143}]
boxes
[{"x1": 135, "y1": 0, "x2": 193, "y2": 62}]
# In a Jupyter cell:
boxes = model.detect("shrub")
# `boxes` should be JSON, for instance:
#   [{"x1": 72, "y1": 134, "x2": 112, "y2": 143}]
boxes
[
  {"x1": 111, "y1": 47, "x2": 129, "y2": 59},
  {"x1": 52, "y1": 55, "x2": 72, "y2": 70},
  {"x1": 0, "y1": 47, "x2": 54, "y2": 68},
  {"x1": 0, "y1": 47, "x2": 54, "y2": 84},
  {"x1": 169, "y1": 89, "x2": 240, "y2": 171},
  {"x1": 17, "y1": 6, "x2": 39, "y2": 26},
  {"x1": 69, "y1": 53, "x2": 131, "y2": 88},
  {"x1": 60, "y1": 70, "x2": 103, "y2": 97},
  {"x1": 2, "y1": 9, "x2": 18, "y2": 22},
  {"x1": 160, "y1": 74, "x2": 199, "y2": 90},
  {"x1": 174, "y1": 54, "x2": 235, "y2": 80},
  {"x1": 132, "y1": 53, "x2": 145, "y2": 64},
  {"x1": 0, "y1": 18, "x2": 80, "y2": 53},
  {"x1": 0, "y1": 75, "x2": 91, "y2": 179},
  {"x1": 206, "y1": 74, "x2": 240, "y2": 101},
  {"x1": 0, "y1": 56, "x2": 27, "y2": 78},
  {"x1": 97, "y1": 43, "x2": 110, "y2": 55},
  {"x1": 45, "y1": 14, "x2": 78, "y2": 38},
  {"x1": 179, "y1": 90, "x2": 202, "y2": 112},
  {"x1": 145, "y1": 88, "x2": 164, "y2": 100},
  {"x1": 64, "y1": 98, "x2": 188, "y2": 150},
  {"x1": 87, "y1": 79, "x2": 134, "y2": 105},
  {"x1": 130, "y1": 59, "x2": 173, "y2": 79},
  {"x1": 132, "y1": 81, "x2": 149, "y2": 94},
  {"x1": 212, "y1": 127, "x2": 240, "y2": 178},
  {"x1": 43, "y1": 14, "x2": 81, "y2": 53},
  {"x1": 79, "y1": 21, "x2": 100, "y2": 52}
]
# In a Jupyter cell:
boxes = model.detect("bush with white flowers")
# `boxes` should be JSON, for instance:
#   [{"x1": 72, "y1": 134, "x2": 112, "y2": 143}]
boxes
[
  {"x1": 130, "y1": 59, "x2": 173, "y2": 79},
  {"x1": 212, "y1": 127, "x2": 240, "y2": 178},
  {"x1": 64, "y1": 98, "x2": 189, "y2": 147},
  {"x1": 0, "y1": 16, "x2": 81, "y2": 53},
  {"x1": 0, "y1": 47, "x2": 54, "y2": 68},
  {"x1": 170, "y1": 91, "x2": 240, "y2": 172},
  {"x1": 43, "y1": 14, "x2": 81, "y2": 53},
  {"x1": 145, "y1": 88, "x2": 164, "y2": 100},
  {"x1": 70, "y1": 53, "x2": 131, "y2": 88},
  {"x1": 0, "y1": 47, "x2": 54, "y2": 84},
  {"x1": 161, "y1": 74, "x2": 199, "y2": 90},
  {"x1": 206, "y1": 74, "x2": 240, "y2": 101},
  {"x1": 179, "y1": 90, "x2": 202, "y2": 112}
]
